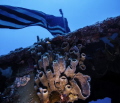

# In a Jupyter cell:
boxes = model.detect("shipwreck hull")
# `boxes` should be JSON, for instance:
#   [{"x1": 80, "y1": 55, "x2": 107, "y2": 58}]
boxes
[{"x1": 0, "y1": 16, "x2": 120, "y2": 103}]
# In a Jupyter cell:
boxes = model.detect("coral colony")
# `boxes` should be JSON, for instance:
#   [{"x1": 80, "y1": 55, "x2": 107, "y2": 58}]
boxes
[
  {"x1": 33, "y1": 41, "x2": 91, "y2": 103},
  {"x1": 0, "y1": 16, "x2": 120, "y2": 103}
]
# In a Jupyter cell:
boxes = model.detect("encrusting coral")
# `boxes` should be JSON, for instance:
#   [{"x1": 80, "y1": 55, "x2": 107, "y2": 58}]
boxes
[{"x1": 32, "y1": 39, "x2": 91, "y2": 103}]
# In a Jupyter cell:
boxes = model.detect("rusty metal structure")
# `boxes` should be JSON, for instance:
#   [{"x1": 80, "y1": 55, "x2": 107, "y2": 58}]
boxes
[{"x1": 0, "y1": 16, "x2": 120, "y2": 103}]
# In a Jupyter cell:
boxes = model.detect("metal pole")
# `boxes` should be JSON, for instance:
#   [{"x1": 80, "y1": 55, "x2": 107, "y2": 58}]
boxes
[
  {"x1": 59, "y1": 9, "x2": 66, "y2": 33},
  {"x1": 37, "y1": 35, "x2": 40, "y2": 42}
]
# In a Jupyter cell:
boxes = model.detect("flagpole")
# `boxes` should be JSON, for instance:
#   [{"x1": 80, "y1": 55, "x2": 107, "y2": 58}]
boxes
[
  {"x1": 59, "y1": 9, "x2": 66, "y2": 33},
  {"x1": 37, "y1": 35, "x2": 40, "y2": 42}
]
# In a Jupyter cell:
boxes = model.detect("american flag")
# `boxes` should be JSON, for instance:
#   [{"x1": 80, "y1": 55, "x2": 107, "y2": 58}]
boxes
[{"x1": 0, "y1": 5, "x2": 70, "y2": 37}]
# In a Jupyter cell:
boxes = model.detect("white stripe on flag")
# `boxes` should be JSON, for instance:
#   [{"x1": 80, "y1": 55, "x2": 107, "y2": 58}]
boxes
[
  {"x1": 0, "y1": 19, "x2": 32, "y2": 28},
  {"x1": 47, "y1": 25, "x2": 65, "y2": 31},
  {"x1": 11, "y1": 7, "x2": 47, "y2": 27},
  {"x1": 0, "y1": 9, "x2": 33, "y2": 24}
]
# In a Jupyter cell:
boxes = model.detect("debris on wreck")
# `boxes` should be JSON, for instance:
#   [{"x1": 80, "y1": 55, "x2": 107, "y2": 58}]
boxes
[
  {"x1": 0, "y1": 15, "x2": 120, "y2": 103},
  {"x1": 14, "y1": 75, "x2": 30, "y2": 87}
]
